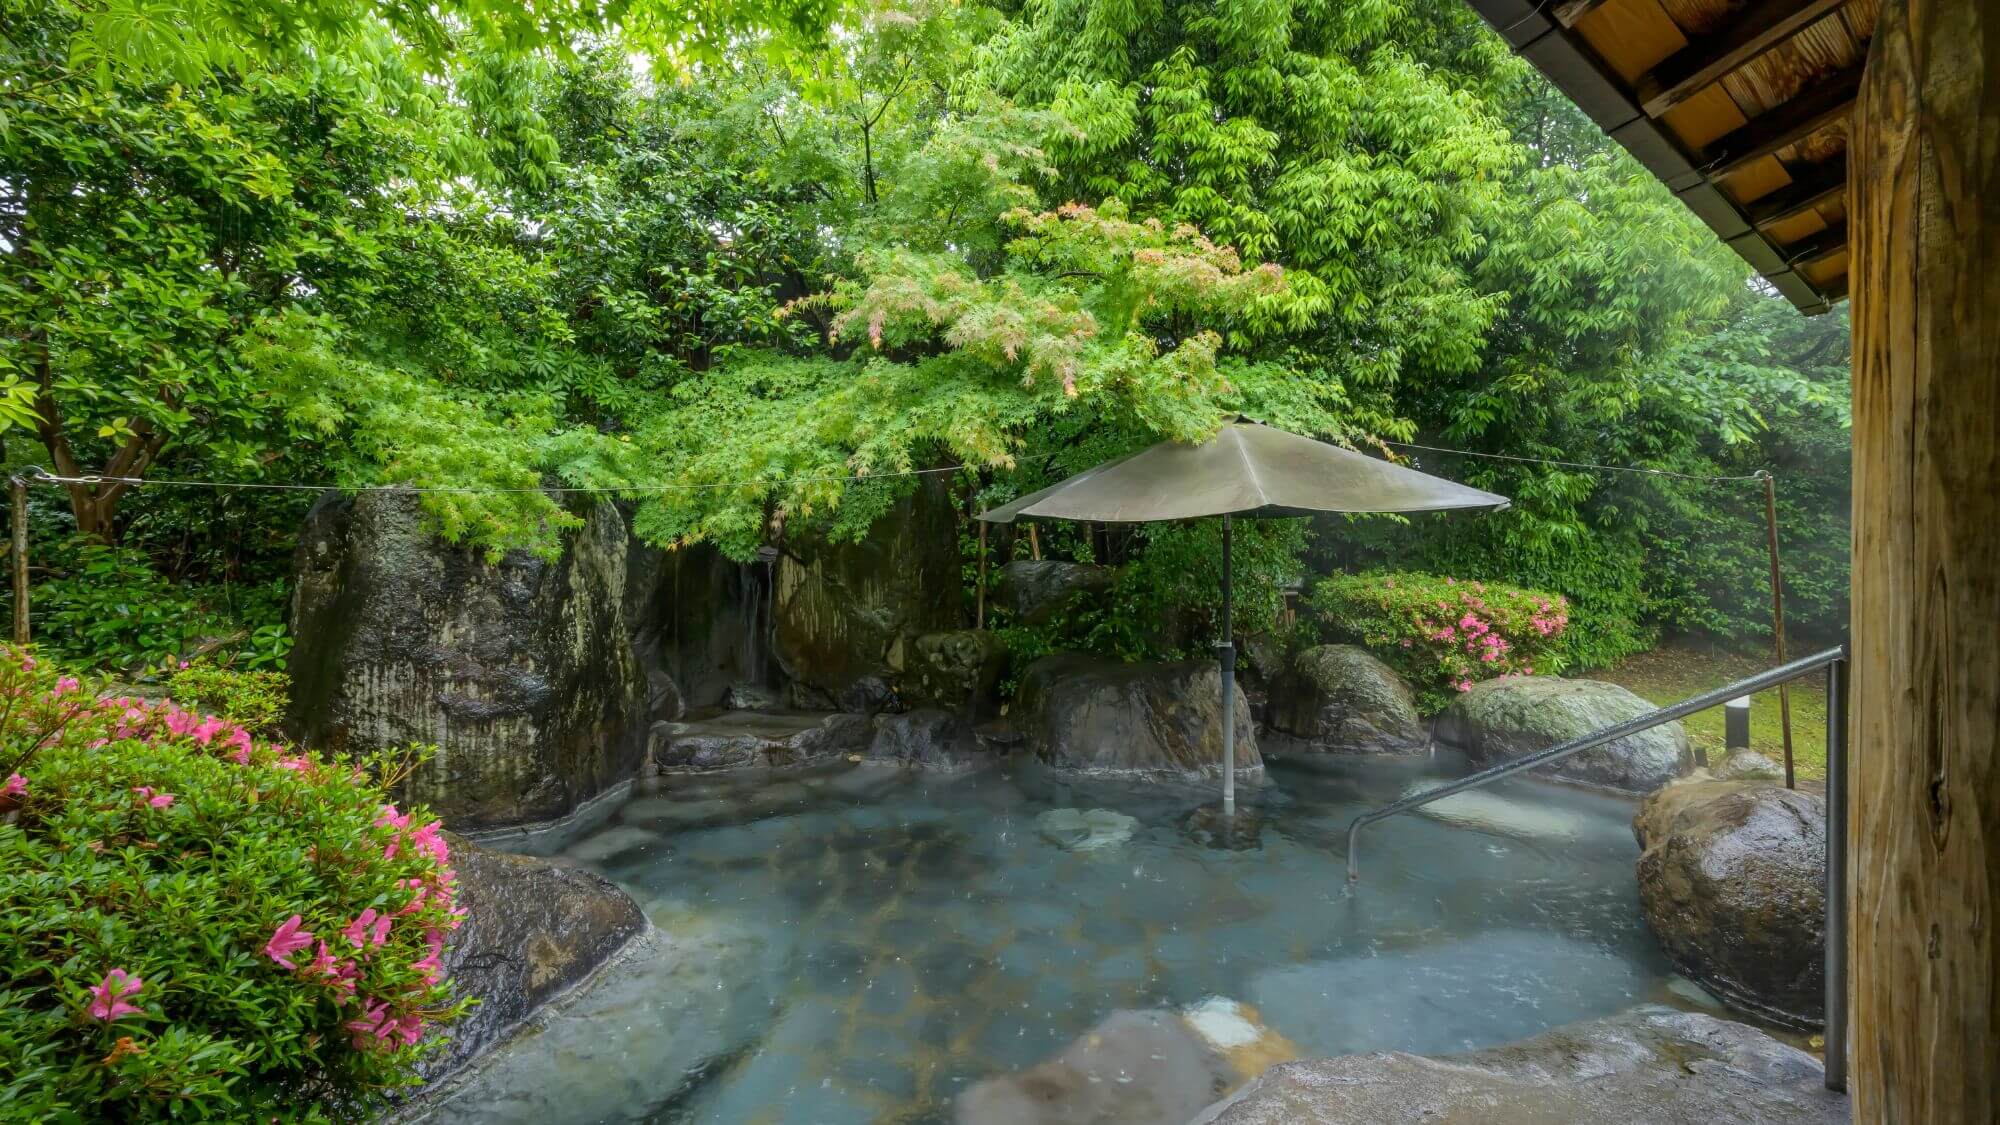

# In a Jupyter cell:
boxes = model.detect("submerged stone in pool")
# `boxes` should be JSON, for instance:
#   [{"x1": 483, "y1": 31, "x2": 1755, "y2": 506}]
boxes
[
  {"x1": 1034, "y1": 807, "x2": 1138, "y2": 851},
  {"x1": 420, "y1": 759, "x2": 1670, "y2": 1125}
]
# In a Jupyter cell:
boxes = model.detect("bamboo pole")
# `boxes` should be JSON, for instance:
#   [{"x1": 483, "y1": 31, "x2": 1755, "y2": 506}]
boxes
[
  {"x1": 1028, "y1": 523, "x2": 1040, "y2": 561},
  {"x1": 976, "y1": 520, "x2": 987, "y2": 630},
  {"x1": 1758, "y1": 471, "x2": 1796, "y2": 788},
  {"x1": 10, "y1": 477, "x2": 27, "y2": 645}
]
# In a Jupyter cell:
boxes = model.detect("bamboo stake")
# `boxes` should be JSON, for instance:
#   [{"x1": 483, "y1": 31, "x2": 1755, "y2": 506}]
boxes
[
  {"x1": 1028, "y1": 523, "x2": 1041, "y2": 561},
  {"x1": 976, "y1": 520, "x2": 987, "y2": 630},
  {"x1": 1759, "y1": 471, "x2": 1796, "y2": 788},
  {"x1": 10, "y1": 477, "x2": 27, "y2": 645}
]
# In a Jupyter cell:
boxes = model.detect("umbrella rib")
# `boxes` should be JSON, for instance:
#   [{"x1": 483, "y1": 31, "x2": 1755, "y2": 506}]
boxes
[{"x1": 1232, "y1": 427, "x2": 1269, "y2": 512}]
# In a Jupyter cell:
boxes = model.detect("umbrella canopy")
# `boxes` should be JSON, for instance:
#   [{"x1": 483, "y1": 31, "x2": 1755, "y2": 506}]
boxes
[
  {"x1": 977, "y1": 421, "x2": 1509, "y2": 525},
  {"x1": 976, "y1": 420, "x2": 1509, "y2": 816}
]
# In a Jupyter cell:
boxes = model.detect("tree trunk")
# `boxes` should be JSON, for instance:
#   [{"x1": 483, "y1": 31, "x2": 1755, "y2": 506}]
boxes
[{"x1": 1847, "y1": 0, "x2": 2000, "y2": 1117}]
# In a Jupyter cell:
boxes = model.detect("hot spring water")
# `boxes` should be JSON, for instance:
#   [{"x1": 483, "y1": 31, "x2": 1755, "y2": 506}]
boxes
[{"x1": 419, "y1": 754, "x2": 1694, "y2": 1123}]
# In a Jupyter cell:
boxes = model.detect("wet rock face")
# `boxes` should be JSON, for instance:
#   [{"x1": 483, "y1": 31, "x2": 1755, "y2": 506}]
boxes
[
  {"x1": 1267, "y1": 645, "x2": 1426, "y2": 753},
  {"x1": 289, "y1": 492, "x2": 646, "y2": 831},
  {"x1": 867, "y1": 708, "x2": 985, "y2": 771},
  {"x1": 1633, "y1": 779, "x2": 1826, "y2": 1029},
  {"x1": 648, "y1": 711, "x2": 871, "y2": 772},
  {"x1": 1012, "y1": 655, "x2": 1262, "y2": 780},
  {"x1": 421, "y1": 837, "x2": 646, "y2": 1082},
  {"x1": 1435, "y1": 676, "x2": 1692, "y2": 794},
  {"x1": 1715, "y1": 748, "x2": 1785, "y2": 780},
  {"x1": 623, "y1": 538, "x2": 771, "y2": 714},
  {"x1": 1194, "y1": 1005, "x2": 1845, "y2": 1125},
  {"x1": 996, "y1": 560, "x2": 1114, "y2": 626},
  {"x1": 903, "y1": 630, "x2": 1007, "y2": 717},
  {"x1": 774, "y1": 476, "x2": 963, "y2": 712}
]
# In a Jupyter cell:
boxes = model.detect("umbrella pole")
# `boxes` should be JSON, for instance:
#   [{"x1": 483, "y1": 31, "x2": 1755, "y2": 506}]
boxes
[{"x1": 1220, "y1": 514, "x2": 1235, "y2": 815}]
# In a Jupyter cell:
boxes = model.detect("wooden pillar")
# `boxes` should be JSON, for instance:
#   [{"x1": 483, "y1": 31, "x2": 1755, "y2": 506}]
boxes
[{"x1": 1848, "y1": 0, "x2": 2000, "y2": 1117}]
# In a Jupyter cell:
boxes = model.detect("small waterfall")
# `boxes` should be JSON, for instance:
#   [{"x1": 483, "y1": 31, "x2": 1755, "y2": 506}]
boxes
[{"x1": 737, "y1": 546, "x2": 781, "y2": 688}]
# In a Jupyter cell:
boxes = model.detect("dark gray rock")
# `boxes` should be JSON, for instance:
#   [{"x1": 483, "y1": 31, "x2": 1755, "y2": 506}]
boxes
[
  {"x1": 996, "y1": 559, "x2": 1114, "y2": 626},
  {"x1": 1435, "y1": 676, "x2": 1692, "y2": 794},
  {"x1": 1267, "y1": 645, "x2": 1426, "y2": 753},
  {"x1": 1195, "y1": 1005, "x2": 1846, "y2": 1125},
  {"x1": 903, "y1": 630, "x2": 1007, "y2": 717},
  {"x1": 867, "y1": 708, "x2": 986, "y2": 770},
  {"x1": 421, "y1": 837, "x2": 646, "y2": 1082},
  {"x1": 724, "y1": 682, "x2": 783, "y2": 711},
  {"x1": 774, "y1": 476, "x2": 963, "y2": 710},
  {"x1": 289, "y1": 492, "x2": 646, "y2": 831},
  {"x1": 623, "y1": 538, "x2": 773, "y2": 713},
  {"x1": 1634, "y1": 779, "x2": 1826, "y2": 1029},
  {"x1": 647, "y1": 710, "x2": 870, "y2": 772},
  {"x1": 1012, "y1": 655, "x2": 1262, "y2": 780}
]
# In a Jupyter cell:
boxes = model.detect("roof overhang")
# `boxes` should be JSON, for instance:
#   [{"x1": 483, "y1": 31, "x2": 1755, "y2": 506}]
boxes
[{"x1": 1463, "y1": 0, "x2": 1871, "y2": 314}]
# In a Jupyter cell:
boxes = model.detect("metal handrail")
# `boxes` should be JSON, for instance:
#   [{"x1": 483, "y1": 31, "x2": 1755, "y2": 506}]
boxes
[
  {"x1": 1342, "y1": 642, "x2": 1850, "y2": 1094},
  {"x1": 1344, "y1": 644, "x2": 1846, "y2": 882}
]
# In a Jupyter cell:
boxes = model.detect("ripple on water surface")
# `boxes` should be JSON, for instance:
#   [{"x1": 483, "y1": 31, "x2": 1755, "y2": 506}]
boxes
[{"x1": 420, "y1": 757, "x2": 1673, "y2": 1125}]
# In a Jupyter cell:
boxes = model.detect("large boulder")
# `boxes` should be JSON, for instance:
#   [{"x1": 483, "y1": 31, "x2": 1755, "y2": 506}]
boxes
[
  {"x1": 773, "y1": 476, "x2": 963, "y2": 711},
  {"x1": 1194, "y1": 1005, "x2": 1844, "y2": 1124},
  {"x1": 1634, "y1": 778, "x2": 1826, "y2": 1029},
  {"x1": 1012, "y1": 655, "x2": 1262, "y2": 780},
  {"x1": 866, "y1": 708, "x2": 986, "y2": 771},
  {"x1": 1435, "y1": 676, "x2": 1692, "y2": 794},
  {"x1": 1267, "y1": 645, "x2": 1426, "y2": 753},
  {"x1": 646, "y1": 710, "x2": 871, "y2": 772},
  {"x1": 289, "y1": 492, "x2": 646, "y2": 831},
  {"x1": 420, "y1": 837, "x2": 647, "y2": 1081},
  {"x1": 903, "y1": 630, "x2": 1007, "y2": 717},
  {"x1": 996, "y1": 559, "x2": 1114, "y2": 626},
  {"x1": 958, "y1": 999, "x2": 1296, "y2": 1125}
]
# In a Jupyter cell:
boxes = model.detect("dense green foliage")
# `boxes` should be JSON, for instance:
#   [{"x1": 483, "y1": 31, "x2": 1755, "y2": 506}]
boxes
[
  {"x1": 0, "y1": 651, "x2": 465, "y2": 1120},
  {"x1": 1, "y1": 0, "x2": 1850, "y2": 671},
  {"x1": 1311, "y1": 570, "x2": 1569, "y2": 712},
  {"x1": 167, "y1": 662, "x2": 293, "y2": 736}
]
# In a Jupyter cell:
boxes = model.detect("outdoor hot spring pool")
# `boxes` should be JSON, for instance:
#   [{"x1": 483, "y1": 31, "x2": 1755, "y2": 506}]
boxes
[{"x1": 419, "y1": 753, "x2": 1700, "y2": 1123}]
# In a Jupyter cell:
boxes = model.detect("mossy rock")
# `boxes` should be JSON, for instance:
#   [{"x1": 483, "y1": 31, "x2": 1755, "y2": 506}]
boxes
[
  {"x1": 1435, "y1": 676, "x2": 1692, "y2": 794},
  {"x1": 1267, "y1": 644, "x2": 1426, "y2": 753}
]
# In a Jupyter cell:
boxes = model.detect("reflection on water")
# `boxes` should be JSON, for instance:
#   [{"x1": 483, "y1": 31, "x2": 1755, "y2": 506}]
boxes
[{"x1": 420, "y1": 754, "x2": 1673, "y2": 1124}]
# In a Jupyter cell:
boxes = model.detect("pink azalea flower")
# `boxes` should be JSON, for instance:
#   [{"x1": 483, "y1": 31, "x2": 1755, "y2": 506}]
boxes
[
  {"x1": 1, "y1": 773, "x2": 24, "y2": 799},
  {"x1": 131, "y1": 786, "x2": 175, "y2": 808},
  {"x1": 230, "y1": 745, "x2": 252, "y2": 765},
  {"x1": 190, "y1": 717, "x2": 228, "y2": 745},
  {"x1": 1455, "y1": 679, "x2": 1473, "y2": 692},
  {"x1": 264, "y1": 915, "x2": 314, "y2": 969},
  {"x1": 342, "y1": 908, "x2": 390, "y2": 949},
  {"x1": 276, "y1": 755, "x2": 310, "y2": 771},
  {"x1": 345, "y1": 999, "x2": 392, "y2": 1046},
  {"x1": 408, "y1": 822, "x2": 449, "y2": 864},
  {"x1": 394, "y1": 1012, "x2": 424, "y2": 1045},
  {"x1": 87, "y1": 969, "x2": 144, "y2": 1021},
  {"x1": 374, "y1": 805, "x2": 409, "y2": 831},
  {"x1": 165, "y1": 709, "x2": 197, "y2": 737},
  {"x1": 54, "y1": 675, "x2": 80, "y2": 695},
  {"x1": 307, "y1": 940, "x2": 340, "y2": 978}
]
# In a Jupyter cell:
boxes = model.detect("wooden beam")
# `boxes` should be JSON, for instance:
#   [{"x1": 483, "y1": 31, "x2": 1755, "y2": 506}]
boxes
[
  {"x1": 1784, "y1": 220, "x2": 1848, "y2": 267},
  {"x1": 1747, "y1": 163, "x2": 1848, "y2": 227},
  {"x1": 1550, "y1": 0, "x2": 1613, "y2": 27},
  {"x1": 1848, "y1": 0, "x2": 2000, "y2": 1117},
  {"x1": 1637, "y1": 0, "x2": 1851, "y2": 118},
  {"x1": 1702, "y1": 63, "x2": 1863, "y2": 177}
]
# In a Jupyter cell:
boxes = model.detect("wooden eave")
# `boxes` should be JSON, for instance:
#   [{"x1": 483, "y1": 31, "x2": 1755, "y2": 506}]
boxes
[{"x1": 1464, "y1": 0, "x2": 1875, "y2": 313}]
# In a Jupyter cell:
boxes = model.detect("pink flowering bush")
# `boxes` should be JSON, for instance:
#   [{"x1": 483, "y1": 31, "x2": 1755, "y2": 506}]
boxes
[
  {"x1": 0, "y1": 648, "x2": 468, "y2": 1120},
  {"x1": 1310, "y1": 571, "x2": 1572, "y2": 712}
]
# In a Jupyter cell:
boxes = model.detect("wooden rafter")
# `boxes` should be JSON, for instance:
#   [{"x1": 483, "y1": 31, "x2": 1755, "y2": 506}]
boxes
[
  {"x1": 1747, "y1": 164, "x2": 1848, "y2": 227},
  {"x1": 1783, "y1": 220, "x2": 1848, "y2": 267},
  {"x1": 1702, "y1": 63, "x2": 1863, "y2": 177},
  {"x1": 1551, "y1": 0, "x2": 1613, "y2": 28},
  {"x1": 1636, "y1": 0, "x2": 1852, "y2": 118}
]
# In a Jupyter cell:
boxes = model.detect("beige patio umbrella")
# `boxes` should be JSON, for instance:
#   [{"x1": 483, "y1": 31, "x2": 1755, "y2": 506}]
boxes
[{"x1": 978, "y1": 420, "x2": 1509, "y2": 813}]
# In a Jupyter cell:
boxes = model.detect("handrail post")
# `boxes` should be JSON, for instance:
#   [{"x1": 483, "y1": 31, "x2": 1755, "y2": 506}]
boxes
[{"x1": 1824, "y1": 653, "x2": 1848, "y2": 1091}]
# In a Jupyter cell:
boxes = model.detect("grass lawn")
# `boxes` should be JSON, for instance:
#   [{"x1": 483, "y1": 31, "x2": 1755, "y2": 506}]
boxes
[{"x1": 1592, "y1": 644, "x2": 1831, "y2": 781}]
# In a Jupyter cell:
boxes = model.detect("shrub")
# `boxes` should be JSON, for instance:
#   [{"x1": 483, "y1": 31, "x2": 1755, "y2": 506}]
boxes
[
  {"x1": 0, "y1": 649, "x2": 467, "y2": 1121},
  {"x1": 1311, "y1": 571, "x2": 1571, "y2": 712},
  {"x1": 166, "y1": 662, "x2": 293, "y2": 738}
]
